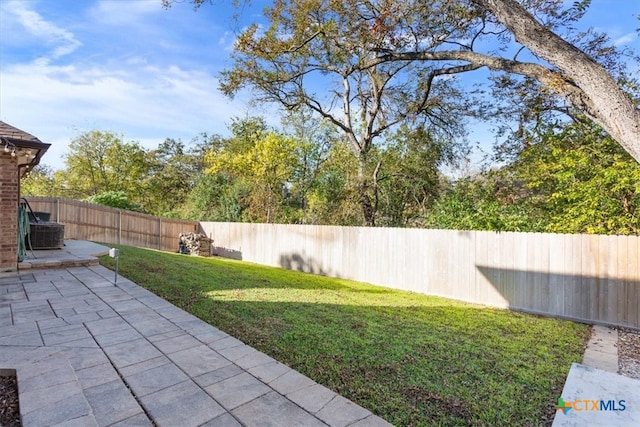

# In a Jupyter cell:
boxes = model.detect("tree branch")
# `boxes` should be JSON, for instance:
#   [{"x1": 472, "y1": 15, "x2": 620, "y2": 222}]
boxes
[{"x1": 471, "y1": 0, "x2": 640, "y2": 162}]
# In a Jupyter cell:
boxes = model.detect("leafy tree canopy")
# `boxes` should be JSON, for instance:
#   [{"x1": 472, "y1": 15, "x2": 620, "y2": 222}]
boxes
[
  {"x1": 173, "y1": 0, "x2": 640, "y2": 163},
  {"x1": 86, "y1": 191, "x2": 141, "y2": 212},
  {"x1": 57, "y1": 130, "x2": 150, "y2": 203}
]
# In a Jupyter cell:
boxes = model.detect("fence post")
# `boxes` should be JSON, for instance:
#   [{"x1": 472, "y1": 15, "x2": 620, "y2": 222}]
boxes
[
  {"x1": 56, "y1": 198, "x2": 60, "y2": 222},
  {"x1": 158, "y1": 217, "x2": 162, "y2": 250},
  {"x1": 118, "y1": 210, "x2": 122, "y2": 245}
]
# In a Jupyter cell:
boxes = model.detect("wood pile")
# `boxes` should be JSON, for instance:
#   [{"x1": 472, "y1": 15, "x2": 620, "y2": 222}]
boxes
[{"x1": 178, "y1": 232, "x2": 211, "y2": 257}]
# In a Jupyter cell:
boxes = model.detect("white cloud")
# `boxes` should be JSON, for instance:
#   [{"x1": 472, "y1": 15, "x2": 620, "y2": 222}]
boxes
[
  {"x1": 3, "y1": 0, "x2": 82, "y2": 63},
  {"x1": 613, "y1": 32, "x2": 637, "y2": 47},
  {"x1": 0, "y1": 60, "x2": 249, "y2": 170},
  {"x1": 0, "y1": 1, "x2": 281, "y2": 171},
  {"x1": 87, "y1": 0, "x2": 161, "y2": 26}
]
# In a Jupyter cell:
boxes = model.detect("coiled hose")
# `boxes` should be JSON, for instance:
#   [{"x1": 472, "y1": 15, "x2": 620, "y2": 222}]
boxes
[{"x1": 17, "y1": 205, "x2": 30, "y2": 262}]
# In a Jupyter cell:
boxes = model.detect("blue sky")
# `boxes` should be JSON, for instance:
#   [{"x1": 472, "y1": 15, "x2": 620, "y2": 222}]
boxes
[{"x1": 0, "y1": 0, "x2": 638, "y2": 172}]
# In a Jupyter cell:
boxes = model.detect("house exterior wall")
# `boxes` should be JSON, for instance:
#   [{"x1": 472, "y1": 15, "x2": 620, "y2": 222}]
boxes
[{"x1": 0, "y1": 155, "x2": 19, "y2": 272}]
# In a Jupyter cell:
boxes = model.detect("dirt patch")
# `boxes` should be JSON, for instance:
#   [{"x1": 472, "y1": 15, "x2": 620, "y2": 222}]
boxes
[{"x1": 403, "y1": 385, "x2": 471, "y2": 420}]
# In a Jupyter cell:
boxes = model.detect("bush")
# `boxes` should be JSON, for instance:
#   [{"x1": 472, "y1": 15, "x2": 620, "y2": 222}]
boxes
[{"x1": 86, "y1": 191, "x2": 141, "y2": 211}]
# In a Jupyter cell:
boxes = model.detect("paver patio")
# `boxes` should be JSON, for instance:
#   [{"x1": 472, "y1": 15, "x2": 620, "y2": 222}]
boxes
[{"x1": 0, "y1": 245, "x2": 392, "y2": 426}]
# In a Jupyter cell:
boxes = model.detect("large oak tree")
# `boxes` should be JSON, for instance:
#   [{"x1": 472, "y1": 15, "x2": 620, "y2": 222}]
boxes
[{"x1": 168, "y1": 0, "x2": 640, "y2": 225}]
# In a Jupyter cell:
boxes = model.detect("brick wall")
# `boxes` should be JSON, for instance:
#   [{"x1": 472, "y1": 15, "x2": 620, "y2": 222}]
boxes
[{"x1": 0, "y1": 155, "x2": 18, "y2": 272}]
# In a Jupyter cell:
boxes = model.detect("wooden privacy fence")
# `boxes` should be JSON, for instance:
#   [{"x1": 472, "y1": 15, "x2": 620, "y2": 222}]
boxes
[
  {"x1": 200, "y1": 222, "x2": 640, "y2": 329},
  {"x1": 25, "y1": 197, "x2": 198, "y2": 252},
  {"x1": 21, "y1": 198, "x2": 639, "y2": 329}
]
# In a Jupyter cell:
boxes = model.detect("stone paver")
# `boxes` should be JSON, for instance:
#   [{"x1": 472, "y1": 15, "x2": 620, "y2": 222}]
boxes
[
  {"x1": 0, "y1": 242, "x2": 393, "y2": 427},
  {"x1": 3, "y1": 348, "x2": 96, "y2": 427},
  {"x1": 124, "y1": 361, "x2": 189, "y2": 397},
  {"x1": 582, "y1": 325, "x2": 619, "y2": 373},
  {"x1": 232, "y1": 391, "x2": 329, "y2": 427},
  {"x1": 205, "y1": 372, "x2": 271, "y2": 410},
  {"x1": 287, "y1": 383, "x2": 338, "y2": 414},
  {"x1": 316, "y1": 395, "x2": 374, "y2": 427},
  {"x1": 139, "y1": 380, "x2": 226, "y2": 427},
  {"x1": 167, "y1": 344, "x2": 232, "y2": 377},
  {"x1": 83, "y1": 379, "x2": 146, "y2": 426}
]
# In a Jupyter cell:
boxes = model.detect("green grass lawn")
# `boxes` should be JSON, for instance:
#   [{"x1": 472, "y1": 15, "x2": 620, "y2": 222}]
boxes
[{"x1": 99, "y1": 245, "x2": 589, "y2": 426}]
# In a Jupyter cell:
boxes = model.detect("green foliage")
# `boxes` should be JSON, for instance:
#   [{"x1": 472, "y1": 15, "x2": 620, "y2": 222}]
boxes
[
  {"x1": 20, "y1": 164, "x2": 60, "y2": 197},
  {"x1": 219, "y1": 0, "x2": 474, "y2": 225},
  {"x1": 100, "y1": 244, "x2": 589, "y2": 426},
  {"x1": 184, "y1": 173, "x2": 249, "y2": 221},
  {"x1": 424, "y1": 172, "x2": 544, "y2": 232},
  {"x1": 157, "y1": 0, "x2": 640, "y2": 228},
  {"x1": 143, "y1": 135, "x2": 215, "y2": 217},
  {"x1": 376, "y1": 125, "x2": 454, "y2": 227},
  {"x1": 39, "y1": 114, "x2": 639, "y2": 234},
  {"x1": 86, "y1": 191, "x2": 141, "y2": 211},
  {"x1": 57, "y1": 130, "x2": 151, "y2": 206},
  {"x1": 304, "y1": 141, "x2": 362, "y2": 225},
  {"x1": 204, "y1": 117, "x2": 304, "y2": 222},
  {"x1": 428, "y1": 121, "x2": 640, "y2": 235},
  {"x1": 516, "y1": 122, "x2": 640, "y2": 234}
]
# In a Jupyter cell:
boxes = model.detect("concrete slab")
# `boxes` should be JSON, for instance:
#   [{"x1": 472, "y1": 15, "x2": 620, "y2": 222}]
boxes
[
  {"x1": 19, "y1": 240, "x2": 109, "y2": 270},
  {"x1": 552, "y1": 363, "x2": 640, "y2": 427}
]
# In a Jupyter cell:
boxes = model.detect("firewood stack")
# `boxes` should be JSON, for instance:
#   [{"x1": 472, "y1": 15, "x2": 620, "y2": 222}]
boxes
[{"x1": 178, "y1": 232, "x2": 211, "y2": 257}]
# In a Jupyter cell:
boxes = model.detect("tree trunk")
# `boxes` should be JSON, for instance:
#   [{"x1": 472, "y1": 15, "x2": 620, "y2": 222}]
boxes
[
  {"x1": 359, "y1": 182, "x2": 376, "y2": 227},
  {"x1": 357, "y1": 156, "x2": 377, "y2": 226},
  {"x1": 472, "y1": 0, "x2": 640, "y2": 163}
]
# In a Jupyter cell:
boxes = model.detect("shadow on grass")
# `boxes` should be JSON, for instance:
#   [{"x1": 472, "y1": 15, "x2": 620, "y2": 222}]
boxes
[
  {"x1": 103, "y1": 247, "x2": 394, "y2": 295},
  {"x1": 99, "y1": 245, "x2": 588, "y2": 426},
  {"x1": 138, "y1": 278, "x2": 587, "y2": 426},
  {"x1": 153, "y1": 293, "x2": 586, "y2": 426}
]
